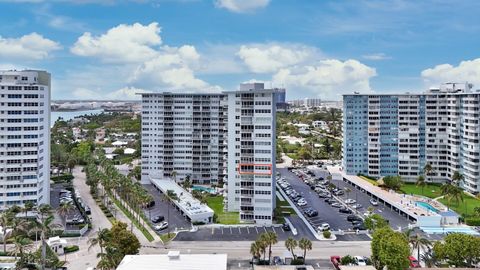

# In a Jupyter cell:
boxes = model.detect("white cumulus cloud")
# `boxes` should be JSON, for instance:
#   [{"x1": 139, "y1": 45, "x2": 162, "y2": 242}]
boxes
[
  {"x1": 272, "y1": 59, "x2": 377, "y2": 99},
  {"x1": 71, "y1": 22, "x2": 162, "y2": 63},
  {"x1": 0, "y1": 33, "x2": 61, "y2": 60},
  {"x1": 421, "y1": 58, "x2": 480, "y2": 88},
  {"x1": 214, "y1": 0, "x2": 270, "y2": 13},
  {"x1": 237, "y1": 44, "x2": 318, "y2": 73}
]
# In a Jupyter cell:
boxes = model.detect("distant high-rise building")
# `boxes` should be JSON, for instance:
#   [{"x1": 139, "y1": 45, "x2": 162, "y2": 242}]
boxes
[
  {"x1": 225, "y1": 83, "x2": 276, "y2": 225},
  {"x1": 343, "y1": 82, "x2": 480, "y2": 193},
  {"x1": 0, "y1": 70, "x2": 51, "y2": 209}
]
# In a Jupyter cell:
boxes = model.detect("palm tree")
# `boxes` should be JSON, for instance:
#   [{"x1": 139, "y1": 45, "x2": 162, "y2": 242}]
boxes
[
  {"x1": 451, "y1": 171, "x2": 464, "y2": 186},
  {"x1": 416, "y1": 175, "x2": 426, "y2": 195},
  {"x1": 423, "y1": 163, "x2": 434, "y2": 183},
  {"x1": 250, "y1": 241, "x2": 261, "y2": 261},
  {"x1": 298, "y1": 238, "x2": 312, "y2": 263},
  {"x1": 255, "y1": 239, "x2": 267, "y2": 262},
  {"x1": 0, "y1": 212, "x2": 12, "y2": 253},
  {"x1": 10, "y1": 216, "x2": 29, "y2": 237},
  {"x1": 88, "y1": 228, "x2": 111, "y2": 257},
  {"x1": 164, "y1": 190, "x2": 178, "y2": 237},
  {"x1": 421, "y1": 248, "x2": 438, "y2": 268},
  {"x1": 10, "y1": 236, "x2": 32, "y2": 260},
  {"x1": 344, "y1": 187, "x2": 351, "y2": 199},
  {"x1": 261, "y1": 232, "x2": 278, "y2": 263},
  {"x1": 37, "y1": 204, "x2": 61, "y2": 270},
  {"x1": 23, "y1": 201, "x2": 35, "y2": 218},
  {"x1": 441, "y1": 184, "x2": 463, "y2": 208},
  {"x1": 285, "y1": 237, "x2": 297, "y2": 260},
  {"x1": 182, "y1": 175, "x2": 192, "y2": 191},
  {"x1": 57, "y1": 202, "x2": 75, "y2": 228},
  {"x1": 406, "y1": 230, "x2": 432, "y2": 260}
]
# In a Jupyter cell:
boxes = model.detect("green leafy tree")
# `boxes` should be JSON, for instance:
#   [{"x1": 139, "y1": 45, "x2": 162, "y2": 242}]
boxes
[
  {"x1": 371, "y1": 227, "x2": 410, "y2": 270},
  {"x1": 405, "y1": 229, "x2": 431, "y2": 261},
  {"x1": 423, "y1": 163, "x2": 435, "y2": 183},
  {"x1": 0, "y1": 212, "x2": 12, "y2": 252},
  {"x1": 382, "y1": 175, "x2": 403, "y2": 191},
  {"x1": 261, "y1": 232, "x2": 278, "y2": 263},
  {"x1": 451, "y1": 171, "x2": 464, "y2": 186},
  {"x1": 364, "y1": 214, "x2": 388, "y2": 231},
  {"x1": 57, "y1": 202, "x2": 75, "y2": 228},
  {"x1": 433, "y1": 232, "x2": 480, "y2": 267},
  {"x1": 23, "y1": 201, "x2": 35, "y2": 218}
]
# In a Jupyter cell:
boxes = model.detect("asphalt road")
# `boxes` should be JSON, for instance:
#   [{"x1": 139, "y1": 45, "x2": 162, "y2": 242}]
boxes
[{"x1": 175, "y1": 225, "x2": 294, "y2": 241}]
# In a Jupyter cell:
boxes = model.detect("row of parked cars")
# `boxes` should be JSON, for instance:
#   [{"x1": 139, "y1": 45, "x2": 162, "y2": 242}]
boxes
[{"x1": 59, "y1": 189, "x2": 90, "y2": 225}]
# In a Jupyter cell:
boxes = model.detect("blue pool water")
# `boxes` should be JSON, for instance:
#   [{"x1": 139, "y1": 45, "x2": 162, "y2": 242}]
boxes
[
  {"x1": 415, "y1": 201, "x2": 439, "y2": 213},
  {"x1": 192, "y1": 186, "x2": 216, "y2": 194},
  {"x1": 420, "y1": 226, "x2": 480, "y2": 235}
]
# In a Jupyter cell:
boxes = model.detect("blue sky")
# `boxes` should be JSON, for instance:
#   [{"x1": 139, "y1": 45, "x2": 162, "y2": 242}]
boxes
[{"x1": 1, "y1": 0, "x2": 480, "y2": 100}]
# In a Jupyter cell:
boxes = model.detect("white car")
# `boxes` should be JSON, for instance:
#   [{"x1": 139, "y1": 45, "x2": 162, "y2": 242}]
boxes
[
  {"x1": 352, "y1": 204, "x2": 363, "y2": 209},
  {"x1": 155, "y1": 221, "x2": 168, "y2": 231},
  {"x1": 297, "y1": 200, "x2": 307, "y2": 206},
  {"x1": 345, "y1": 199, "x2": 356, "y2": 204},
  {"x1": 370, "y1": 199, "x2": 379, "y2": 206},
  {"x1": 355, "y1": 256, "x2": 367, "y2": 266},
  {"x1": 317, "y1": 223, "x2": 330, "y2": 231}
]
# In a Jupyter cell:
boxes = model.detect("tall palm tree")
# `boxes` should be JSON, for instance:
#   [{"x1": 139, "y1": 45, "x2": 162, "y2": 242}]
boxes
[
  {"x1": 171, "y1": 171, "x2": 177, "y2": 183},
  {"x1": 37, "y1": 204, "x2": 61, "y2": 270},
  {"x1": 285, "y1": 237, "x2": 297, "y2": 260},
  {"x1": 57, "y1": 202, "x2": 74, "y2": 229},
  {"x1": 10, "y1": 235, "x2": 32, "y2": 259},
  {"x1": 10, "y1": 216, "x2": 29, "y2": 237},
  {"x1": 261, "y1": 232, "x2": 278, "y2": 263},
  {"x1": 255, "y1": 239, "x2": 267, "y2": 262},
  {"x1": 406, "y1": 230, "x2": 432, "y2": 260},
  {"x1": 164, "y1": 190, "x2": 178, "y2": 237},
  {"x1": 451, "y1": 171, "x2": 464, "y2": 186},
  {"x1": 23, "y1": 201, "x2": 35, "y2": 218},
  {"x1": 441, "y1": 184, "x2": 463, "y2": 208},
  {"x1": 88, "y1": 228, "x2": 111, "y2": 257},
  {"x1": 423, "y1": 163, "x2": 434, "y2": 183},
  {"x1": 250, "y1": 241, "x2": 261, "y2": 260},
  {"x1": 416, "y1": 175, "x2": 426, "y2": 196},
  {"x1": 298, "y1": 238, "x2": 312, "y2": 263}
]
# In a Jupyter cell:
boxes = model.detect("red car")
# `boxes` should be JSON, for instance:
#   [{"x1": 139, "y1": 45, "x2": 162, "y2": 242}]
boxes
[
  {"x1": 409, "y1": 256, "x2": 420, "y2": 268},
  {"x1": 330, "y1": 256, "x2": 341, "y2": 270}
]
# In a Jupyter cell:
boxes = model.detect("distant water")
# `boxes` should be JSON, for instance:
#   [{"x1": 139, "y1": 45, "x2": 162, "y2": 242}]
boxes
[{"x1": 51, "y1": 109, "x2": 104, "y2": 127}]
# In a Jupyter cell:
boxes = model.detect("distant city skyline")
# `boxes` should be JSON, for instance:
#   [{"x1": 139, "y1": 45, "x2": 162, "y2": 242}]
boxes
[{"x1": 1, "y1": 1, "x2": 480, "y2": 100}]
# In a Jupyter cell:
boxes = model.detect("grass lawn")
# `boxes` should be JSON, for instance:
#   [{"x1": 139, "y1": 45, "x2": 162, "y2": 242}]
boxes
[
  {"x1": 160, "y1": 232, "x2": 176, "y2": 243},
  {"x1": 359, "y1": 176, "x2": 379, "y2": 186},
  {"x1": 400, "y1": 183, "x2": 442, "y2": 199},
  {"x1": 276, "y1": 196, "x2": 296, "y2": 215},
  {"x1": 439, "y1": 193, "x2": 480, "y2": 217},
  {"x1": 206, "y1": 196, "x2": 240, "y2": 225}
]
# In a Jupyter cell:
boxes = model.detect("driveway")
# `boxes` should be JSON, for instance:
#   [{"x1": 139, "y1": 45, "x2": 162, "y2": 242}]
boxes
[{"x1": 175, "y1": 225, "x2": 294, "y2": 241}]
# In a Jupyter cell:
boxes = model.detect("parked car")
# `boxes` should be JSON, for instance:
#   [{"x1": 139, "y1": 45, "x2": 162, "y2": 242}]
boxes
[
  {"x1": 317, "y1": 223, "x2": 330, "y2": 231},
  {"x1": 370, "y1": 199, "x2": 379, "y2": 206},
  {"x1": 352, "y1": 220, "x2": 363, "y2": 226},
  {"x1": 408, "y1": 256, "x2": 420, "y2": 268},
  {"x1": 334, "y1": 190, "x2": 345, "y2": 196},
  {"x1": 325, "y1": 199, "x2": 336, "y2": 204},
  {"x1": 355, "y1": 256, "x2": 367, "y2": 266},
  {"x1": 345, "y1": 199, "x2": 356, "y2": 204},
  {"x1": 331, "y1": 202, "x2": 342, "y2": 208},
  {"x1": 297, "y1": 200, "x2": 307, "y2": 206},
  {"x1": 155, "y1": 221, "x2": 168, "y2": 231},
  {"x1": 330, "y1": 256, "x2": 341, "y2": 270},
  {"x1": 347, "y1": 215, "x2": 362, "y2": 222},
  {"x1": 353, "y1": 224, "x2": 367, "y2": 230},
  {"x1": 282, "y1": 223, "x2": 291, "y2": 231},
  {"x1": 151, "y1": 215, "x2": 165, "y2": 223},
  {"x1": 318, "y1": 193, "x2": 329, "y2": 198},
  {"x1": 304, "y1": 208, "x2": 318, "y2": 217},
  {"x1": 84, "y1": 206, "x2": 91, "y2": 215},
  {"x1": 352, "y1": 204, "x2": 363, "y2": 209},
  {"x1": 273, "y1": 256, "x2": 282, "y2": 265},
  {"x1": 339, "y1": 207, "x2": 353, "y2": 214}
]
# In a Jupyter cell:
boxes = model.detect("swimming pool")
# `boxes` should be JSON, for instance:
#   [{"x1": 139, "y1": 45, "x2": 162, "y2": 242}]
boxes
[
  {"x1": 192, "y1": 185, "x2": 216, "y2": 194},
  {"x1": 415, "y1": 201, "x2": 439, "y2": 213},
  {"x1": 420, "y1": 226, "x2": 480, "y2": 235}
]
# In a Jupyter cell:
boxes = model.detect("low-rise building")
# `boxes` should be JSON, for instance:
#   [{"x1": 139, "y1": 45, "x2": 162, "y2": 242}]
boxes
[
  {"x1": 47, "y1": 236, "x2": 67, "y2": 255},
  {"x1": 150, "y1": 177, "x2": 214, "y2": 223},
  {"x1": 116, "y1": 251, "x2": 227, "y2": 270}
]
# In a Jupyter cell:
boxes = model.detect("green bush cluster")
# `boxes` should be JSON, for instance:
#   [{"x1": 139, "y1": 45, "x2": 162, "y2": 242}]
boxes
[
  {"x1": 51, "y1": 174, "x2": 74, "y2": 183},
  {"x1": 465, "y1": 217, "x2": 480, "y2": 226},
  {"x1": 64, "y1": 245, "x2": 79, "y2": 253},
  {"x1": 323, "y1": 230, "x2": 331, "y2": 238},
  {"x1": 99, "y1": 203, "x2": 114, "y2": 218}
]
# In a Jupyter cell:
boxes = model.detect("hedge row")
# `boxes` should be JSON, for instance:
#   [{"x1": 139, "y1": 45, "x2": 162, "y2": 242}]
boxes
[
  {"x1": 51, "y1": 174, "x2": 74, "y2": 183},
  {"x1": 465, "y1": 217, "x2": 480, "y2": 226},
  {"x1": 64, "y1": 245, "x2": 79, "y2": 253}
]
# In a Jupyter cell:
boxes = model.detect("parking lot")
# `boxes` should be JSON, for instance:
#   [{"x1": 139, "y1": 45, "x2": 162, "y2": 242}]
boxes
[
  {"x1": 176, "y1": 225, "x2": 295, "y2": 241},
  {"x1": 142, "y1": 184, "x2": 191, "y2": 233},
  {"x1": 50, "y1": 183, "x2": 86, "y2": 230},
  {"x1": 278, "y1": 166, "x2": 411, "y2": 235}
]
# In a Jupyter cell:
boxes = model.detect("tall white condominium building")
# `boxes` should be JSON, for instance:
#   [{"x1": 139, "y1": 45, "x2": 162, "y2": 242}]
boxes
[
  {"x1": 225, "y1": 83, "x2": 276, "y2": 225},
  {"x1": 140, "y1": 93, "x2": 226, "y2": 185},
  {"x1": 343, "y1": 82, "x2": 480, "y2": 193},
  {"x1": 0, "y1": 70, "x2": 50, "y2": 209}
]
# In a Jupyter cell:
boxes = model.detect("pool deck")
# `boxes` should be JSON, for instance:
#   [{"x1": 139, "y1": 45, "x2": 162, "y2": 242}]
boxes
[{"x1": 328, "y1": 166, "x2": 437, "y2": 219}]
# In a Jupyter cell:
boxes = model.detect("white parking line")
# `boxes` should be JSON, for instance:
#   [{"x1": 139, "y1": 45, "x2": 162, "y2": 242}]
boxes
[
  {"x1": 221, "y1": 227, "x2": 224, "y2": 234},
  {"x1": 247, "y1": 227, "x2": 250, "y2": 234},
  {"x1": 272, "y1": 227, "x2": 276, "y2": 233},
  {"x1": 230, "y1": 227, "x2": 233, "y2": 234},
  {"x1": 238, "y1": 227, "x2": 241, "y2": 234},
  {"x1": 255, "y1": 227, "x2": 259, "y2": 234},
  {"x1": 263, "y1": 227, "x2": 267, "y2": 232},
  {"x1": 211, "y1": 227, "x2": 214, "y2": 234}
]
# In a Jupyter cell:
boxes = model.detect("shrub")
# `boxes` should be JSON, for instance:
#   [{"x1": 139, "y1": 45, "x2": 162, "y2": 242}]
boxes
[
  {"x1": 323, "y1": 230, "x2": 331, "y2": 238},
  {"x1": 64, "y1": 245, "x2": 79, "y2": 253},
  {"x1": 465, "y1": 217, "x2": 480, "y2": 226},
  {"x1": 51, "y1": 174, "x2": 74, "y2": 183},
  {"x1": 290, "y1": 258, "x2": 305, "y2": 265},
  {"x1": 341, "y1": 255, "x2": 355, "y2": 265},
  {"x1": 61, "y1": 232, "x2": 81, "y2": 238},
  {"x1": 192, "y1": 221, "x2": 205, "y2": 225}
]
